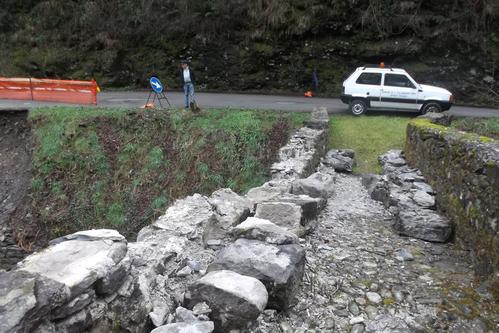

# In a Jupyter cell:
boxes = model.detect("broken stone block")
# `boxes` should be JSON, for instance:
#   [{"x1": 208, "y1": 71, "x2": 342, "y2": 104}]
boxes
[
  {"x1": 232, "y1": 217, "x2": 299, "y2": 245},
  {"x1": 245, "y1": 180, "x2": 292, "y2": 209},
  {"x1": 322, "y1": 149, "x2": 355, "y2": 172},
  {"x1": 185, "y1": 270, "x2": 267, "y2": 332},
  {"x1": 207, "y1": 239, "x2": 305, "y2": 310},
  {"x1": 267, "y1": 194, "x2": 326, "y2": 220},
  {"x1": 151, "y1": 322, "x2": 215, "y2": 333},
  {"x1": 17, "y1": 229, "x2": 127, "y2": 298},
  {"x1": 393, "y1": 209, "x2": 452, "y2": 243},
  {"x1": 291, "y1": 172, "x2": 335, "y2": 198},
  {"x1": 137, "y1": 194, "x2": 215, "y2": 242},
  {"x1": 255, "y1": 202, "x2": 303, "y2": 236},
  {"x1": 208, "y1": 188, "x2": 251, "y2": 226}
]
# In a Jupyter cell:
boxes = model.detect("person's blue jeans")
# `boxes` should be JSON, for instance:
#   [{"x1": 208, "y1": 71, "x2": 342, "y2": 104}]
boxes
[{"x1": 183, "y1": 83, "x2": 194, "y2": 108}]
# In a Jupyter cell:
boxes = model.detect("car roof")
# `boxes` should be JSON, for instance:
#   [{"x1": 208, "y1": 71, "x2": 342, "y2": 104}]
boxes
[{"x1": 356, "y1": 67, "x2": 407, "y2": 74}]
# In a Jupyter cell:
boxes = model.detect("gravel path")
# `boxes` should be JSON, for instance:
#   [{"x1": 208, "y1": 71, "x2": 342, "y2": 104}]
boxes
[{"x1": 255, "y1": 173, "x2": 497, "y2": 333}]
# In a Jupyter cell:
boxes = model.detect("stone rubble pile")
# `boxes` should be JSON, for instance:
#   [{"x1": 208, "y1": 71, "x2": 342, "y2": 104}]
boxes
[
  {"x1": 365, "y1": 150, "x2": 453, "y2": 243},
  {"x1": 0, "y1": 108, "x2": 331, "y2": 333}
]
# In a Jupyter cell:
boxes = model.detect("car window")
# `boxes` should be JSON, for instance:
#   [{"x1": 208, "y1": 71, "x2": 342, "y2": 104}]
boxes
[
  {"x1": 356, "y1": 73, "x2": 382, "y2": 85},
  {"x1": 384, "y1": 74, "x2": 415, "y2": 89}
]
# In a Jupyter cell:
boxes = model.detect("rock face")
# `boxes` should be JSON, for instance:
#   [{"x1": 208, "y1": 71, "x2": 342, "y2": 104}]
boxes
[
  {"x1": 304, "y1": 107, "x2": 330, "y2": 129},
  {"x1": 185, "y1": 270, "x2": 268, "y2": 331},
  {"x1": 232, "y1": 217, "x2": 299, "y2": 245},
  {"x1": 207, "y1": 239, "x2": 306, "y2": 310},
  {"x1": 405, "y1": 118, "x2": 499, "y2": 284}
]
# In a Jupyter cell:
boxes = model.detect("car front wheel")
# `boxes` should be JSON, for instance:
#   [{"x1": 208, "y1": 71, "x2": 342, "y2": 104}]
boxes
[
  {"x1": 421, "y1": 102, "x2": 442, "y2": 114},
  {"x1": 350, "y1": 99, "x2": 367, "y2": 116}
]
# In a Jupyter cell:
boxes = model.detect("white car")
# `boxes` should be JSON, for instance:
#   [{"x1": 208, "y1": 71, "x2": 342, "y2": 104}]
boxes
[{"x1": 340, "y1": 66, "x2": 454, "y2": 115}]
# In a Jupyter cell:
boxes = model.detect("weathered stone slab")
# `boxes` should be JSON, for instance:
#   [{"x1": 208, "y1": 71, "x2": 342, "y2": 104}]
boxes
[
  {"x1": 245, "y1": 180, "x2": 292, "y2": 209},
  {"x1": 137, "y1": 194, "x2": 215, "y2": 242},
  {"x1": 291, "y1": 172, "x2": 335, "y2": 198},
  {"x1": 51, "y1": 290, "x2": 95, "y2": 320},
  {"x1": 267, "y1": 193, "x2": 326, "y2": 220},
  {"x1": 322, "y1": 149, "x2": 355, "y2": 172},
  {"x1": 232, "y1": 217, "x2": 299, "y2": 245},
  {"x1": 208, "y1": 188, "x2": 251, "y2": 226},
  {"x1": 151, "y1": 322, "x2": 215, "y2": 333},
  {"x1": 17, "y1": 229, "x2": 127, "y2": 297},
  {"x1": 379, "y1": 150, "x2": 405, "y2": 167},
  {"x1": 185, "y1": 270, "x2": 268, "y2": 331},
  {"x1": 0, "y1": 270, "x2": 67, "y2": 333},
  {"x1": 203, "y1": 189, "x2": 252, "y2": 246},
  {"x1": 207, "y1": 239, "x2": 305, "y2": 310},
  {"x1": 393, "y1": 209, "x2": 452, "y2": 243},
  {"x1": 255, "y1": 202, "x2": 303, "y2": 236}
]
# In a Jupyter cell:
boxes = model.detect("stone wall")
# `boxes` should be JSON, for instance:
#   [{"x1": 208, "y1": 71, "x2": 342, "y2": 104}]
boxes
[
  {"x1": 0, "y1": 108, "x2": 331, "y2": 333},
  {"x1": 404, "y1": 117, "x2": 499, "y2": 285}
]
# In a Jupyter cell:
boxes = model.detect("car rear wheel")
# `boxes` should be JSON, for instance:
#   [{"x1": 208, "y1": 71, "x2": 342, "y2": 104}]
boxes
[
  {"x1": 350, "y1": 99, "x2": 367, "y2": 116},
  {"x1": 421, "y1": 102, "x2": 442, "y2": 114}
]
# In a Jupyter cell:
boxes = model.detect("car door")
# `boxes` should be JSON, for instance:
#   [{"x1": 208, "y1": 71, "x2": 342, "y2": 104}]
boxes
[
  {"x1": 353, "y1": 72, "x2": 382, "y2": 107},
  {"x1": 380, "y1": 73, "x2": 419, "y2": 110}
]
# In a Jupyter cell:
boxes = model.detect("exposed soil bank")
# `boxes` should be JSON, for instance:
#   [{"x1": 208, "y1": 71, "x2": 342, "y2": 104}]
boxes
[{"x1": 0, "y1": 111, "x2": 36, "y2": 269}]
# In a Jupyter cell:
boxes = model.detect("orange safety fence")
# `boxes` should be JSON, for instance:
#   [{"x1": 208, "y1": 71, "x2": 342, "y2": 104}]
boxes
[{"x1": 0, "y1": 77, "x2": 98, "y2": 105}]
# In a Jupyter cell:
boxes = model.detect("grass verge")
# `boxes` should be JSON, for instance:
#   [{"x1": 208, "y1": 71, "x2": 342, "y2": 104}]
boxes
[
  {"x1": 451, "y1": 117, "x2": 499, "y2": 140},
  {"x1": 28, "y1": 107, "x2": 308, "y2": 239},
  {"x1": 329, "y1": 115, "x2": 411, "y2": 174}
]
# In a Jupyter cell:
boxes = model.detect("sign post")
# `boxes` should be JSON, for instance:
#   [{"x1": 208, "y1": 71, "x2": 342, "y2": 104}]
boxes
[{"x1": 145, "y1": 76, "x2": 171, "y2": 109}]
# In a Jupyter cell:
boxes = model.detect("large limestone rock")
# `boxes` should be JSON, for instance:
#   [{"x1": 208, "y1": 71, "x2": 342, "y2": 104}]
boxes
[
  {"x1": 393, "y1": 209, "x2": 452, "y2": 243},
  {"x1": 185, "y1": 270, "x2": 268, "y2": 332},
  {"x1": 151, "y1": 322, "x2": 215, "y2": 333},
  {"x1": 17, "y1": 229, "x2": 127, "y2": 297},
  {"x1": 207, "y1": 239, "x2": 305, "y2": 310},
  {"x1": 232, "y1": 217, "x2": 299, "y2": 245},
  {"x1": 0, "y1": 270, "x2": 67, "y2": 333},
  {"x1": 291, "y1": 172, "x2": 335, "y2": 199},
  {"x1": 255, "y1": 202, "x2": 303, "y2": 236},
  {"x1": 321, "y1": 149, "x2": 355, "y2": 173},
  {"x1": 379, "y1": 150, "x2": 406, "y2": 167},
  {"x1": 245, "y1": 180, "x2": 292, "y2": 209},
  {"x1": 137, "y1": 194, "x2": 216, "y2": 243},
  {"x1": 266, "y1": 193, "x2": 325, "y2": 221},
  {"x1": 208, "y1": 188, "x2": 251, "y2": 226},
  {"x1": 204, "y1": 189, "x2": 251, "y2": 245}
]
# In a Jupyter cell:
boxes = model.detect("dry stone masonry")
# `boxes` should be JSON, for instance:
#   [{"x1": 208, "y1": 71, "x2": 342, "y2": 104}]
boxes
[
  {"x1": 0, "y1": 107, "x2": 330, "y2": 333},
  {"x1": 405, "y1": 115, "x2": 499, "y2": 290}
]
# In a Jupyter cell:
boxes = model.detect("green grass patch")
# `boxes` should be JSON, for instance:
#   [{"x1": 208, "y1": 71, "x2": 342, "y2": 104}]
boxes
[
  {"x1": 29, "y1": 107, "x2": 308, "y2": 239},
  {"x1": 451, "y1": 117, "x2": 499, "y2": 140},
  {"x1": 329, "y1": 115, "x2": 411, "y2": 174}
]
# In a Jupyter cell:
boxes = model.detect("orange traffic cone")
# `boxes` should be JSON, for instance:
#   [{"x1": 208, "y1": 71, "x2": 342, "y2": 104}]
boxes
[{"x1": 304, "y1": 91, "x2": 313, "y2": 97}]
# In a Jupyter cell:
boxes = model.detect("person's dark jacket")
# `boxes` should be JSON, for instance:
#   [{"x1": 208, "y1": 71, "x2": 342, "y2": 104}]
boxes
[{"x1": 180, "y1": 68, "x2": 195, "y2": 85}]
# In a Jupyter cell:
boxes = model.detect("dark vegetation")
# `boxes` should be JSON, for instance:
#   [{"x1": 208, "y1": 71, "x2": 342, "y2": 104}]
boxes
[
  {"x1": 27, "y1": 107, "x2": 307, "y2": 240},
  {"x1": 451, "y1": 117, "x2": 499, "y2": 139},
  {"x1": 0, "y1": 1, "x2": 498, "y2": 105}
]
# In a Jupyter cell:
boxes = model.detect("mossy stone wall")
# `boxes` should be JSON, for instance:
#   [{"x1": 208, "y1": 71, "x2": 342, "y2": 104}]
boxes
[{"x1": 405, "y1": 119, "x2": 499, "y2": 289}]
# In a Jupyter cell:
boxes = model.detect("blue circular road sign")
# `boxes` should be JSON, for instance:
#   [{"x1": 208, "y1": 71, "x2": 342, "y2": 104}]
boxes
[{"x1": 149, "y1": 77, "x2": 163, "y2": 93}]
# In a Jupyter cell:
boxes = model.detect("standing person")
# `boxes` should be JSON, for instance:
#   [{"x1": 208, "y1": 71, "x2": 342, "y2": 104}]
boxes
[
  {"x1": 180, "y1": 60, "x2": 195, "y2": 110},
  {"x1": 312, "y1": 68, "x2": 319, "y2": 93}
]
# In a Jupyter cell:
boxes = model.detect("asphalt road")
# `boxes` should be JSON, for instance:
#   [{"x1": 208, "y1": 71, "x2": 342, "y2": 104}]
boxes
[{"x1": 1, "y1": 91, "x2": 498, "y2": 117}]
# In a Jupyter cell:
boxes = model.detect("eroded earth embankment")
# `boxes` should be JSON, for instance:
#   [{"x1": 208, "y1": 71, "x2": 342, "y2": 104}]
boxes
[{"x1": 0, "y1": 110, "x2": 36, "y2": 269}]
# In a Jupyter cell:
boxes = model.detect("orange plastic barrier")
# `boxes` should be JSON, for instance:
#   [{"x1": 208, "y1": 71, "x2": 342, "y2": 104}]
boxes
[{"x1": 0, "y1": 77, "x2": 98, "y2": 105}]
